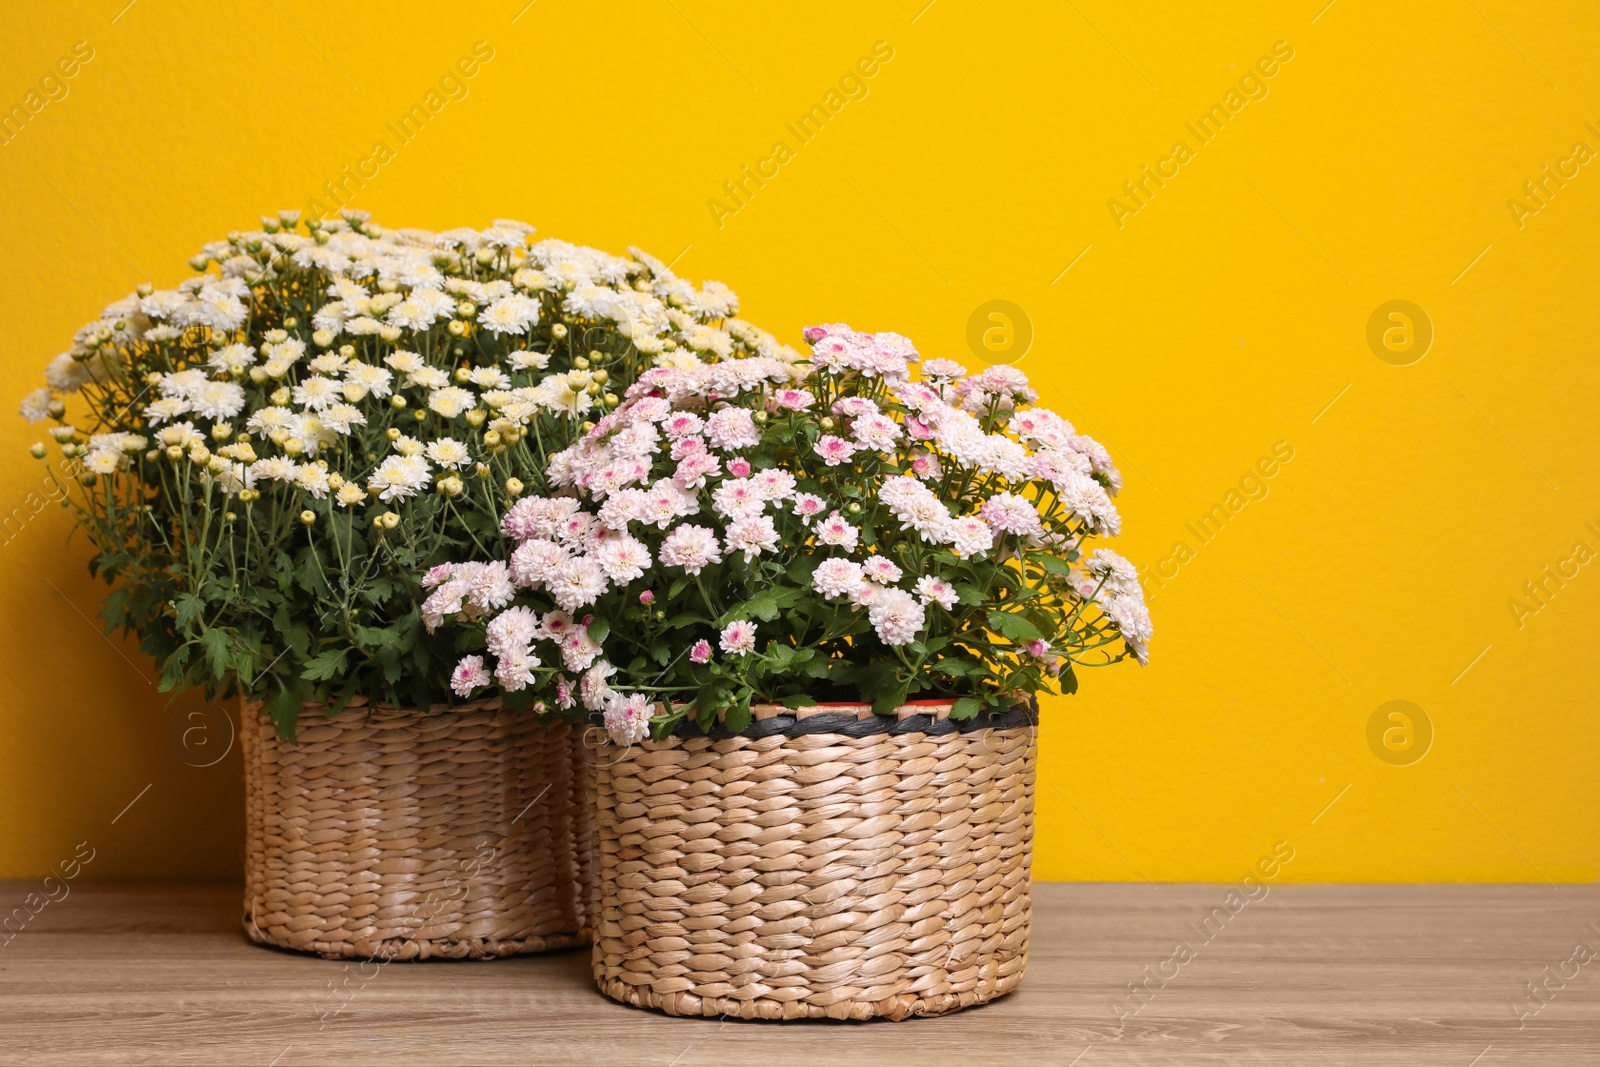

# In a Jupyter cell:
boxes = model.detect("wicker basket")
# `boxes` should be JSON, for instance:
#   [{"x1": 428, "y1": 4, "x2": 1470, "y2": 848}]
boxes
[
  {"x1": 590, "y1": 700, "x2": 1037, "y2": 1020},
  {"x1": 242, "y1": 697, "x2": 596, "y2": 960}
]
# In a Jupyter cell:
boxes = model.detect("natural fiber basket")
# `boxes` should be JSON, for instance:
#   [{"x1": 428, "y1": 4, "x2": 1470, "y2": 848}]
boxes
[
  {"x1": 242, "y1": 696, "x2": 596, "y2": 960},
  {"x1": 590, "y1": 699, "x2": 1037, "y2": 1020}
]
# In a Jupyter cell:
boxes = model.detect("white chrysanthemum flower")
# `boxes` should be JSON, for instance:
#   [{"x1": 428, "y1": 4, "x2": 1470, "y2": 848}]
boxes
[
  {"x1": 915, "y1": 575, "x2": 959, "y2": 610},
  {"x1": 384, "y1": 350, "x2": 425, "y2": 374},
  {"x1": 724, "y1": 515, "x2": 778, "y2": 561},
  {"x1": 368, "y1": 453, "x2": 431, "y2": 501},
  {"x1": 207, "y1": 344, "x2": 256, "y2": 374},
  {"x1": 335, "y1": 483, "x2": 367, "y2": 507},
  {"x1": 480, "y1": 294, "x2": 541, "y2": 336},
  {"x1": 812, "y1": 558, "x2": 866, "y2": 598},
  {"x1": 321, "y1": 404, "x2": 366, "y2": 434},
  {"x1": 250, "y1": 456, "x2": 298, "y2": 482},
  {"x1": 426, "y1": 438, "x2": 471, "y2": 469},
  {"x1": 719, "y1": 620, "x2": 757, "y2": 656},
  {"x1": 144, "y1": 397, "x2": 191, "y2": 426},
  {"x1": 868, "y1": 589, "x2": 925, "y2": 646},
  {"x1": 191, "y1": 381, "x2": 246, "y2": 421},
  {"x1": 507, "y1": 349, "x2": 551, "y2": 372},
  {"x1": 19, "y1": 388, "x2": 54, "y2": 423},
  {"x1": 292, "y1": 376, "x2": 341, "y2": 411},
  {"x1": 659, "y1": 524, "x2": 723, "y2": 574},
  {"x1": 295, "y1": 464, "x2": 331, "y2": 498},
  {"x1": 406, "y1": 366, "x2": 450, "y2": 390},
  {"x1": 603, "y1": 692, "x2": 652, "y2": 746},
  {"x1": 427, "y1": 386, "x2": 475, "y2": 418},
  {"x1": 594, "y1": 535, "x2": 651, "y2": 583}
]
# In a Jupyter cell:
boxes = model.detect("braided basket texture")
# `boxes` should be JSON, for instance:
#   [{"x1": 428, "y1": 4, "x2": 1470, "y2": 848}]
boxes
[
  {"x1": 591, "y1": 700, "x2": 1037, "y2": 1020},
  {"x1": 242, "y1": 697, "x2": 596, "y2": 960}
]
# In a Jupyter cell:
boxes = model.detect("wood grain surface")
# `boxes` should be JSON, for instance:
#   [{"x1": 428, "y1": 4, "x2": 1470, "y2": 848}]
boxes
[{"x1": 0, "y1": 881, "x2": 1594, "y2": 1065}]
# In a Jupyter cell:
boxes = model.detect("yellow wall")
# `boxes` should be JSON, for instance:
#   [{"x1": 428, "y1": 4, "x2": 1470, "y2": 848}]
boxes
[{"x1": 1, "y1": 0, "x2": 1595, "y2": 882}]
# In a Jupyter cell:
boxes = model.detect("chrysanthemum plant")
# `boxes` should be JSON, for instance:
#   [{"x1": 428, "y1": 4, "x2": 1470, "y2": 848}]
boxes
[
  {"x1": 19, "y1": 209, "x2": 799, "y2": 736},
  {"x1": 425, "y1": 324, "x2": 1152, "y2": 743}
]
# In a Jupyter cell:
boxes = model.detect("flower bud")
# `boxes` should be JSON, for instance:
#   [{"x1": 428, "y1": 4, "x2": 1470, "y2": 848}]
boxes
[
  {"x1": 591, "y1": 369, "x2": 608, "y2": 383},
  {"x1": 475, "y1": 462, "x2": 491, "y2": 478},
  {"x1": 603, "y1": 393, "x2": 619, "y2": 408},
  {"x1": 225, "y1": 511, "x2": 238, "y2": 522},
  {"x1": 551, "y1": 323, "x2": 568, "y2": 339},
  {"x1": 447, "y1": 319, "x2": 467, "y2": 337},
  {"x1": 465, "y1": 409, "x2": 487, "y2": 427},
  {"x1": 189, "y1": 444, "x2": 211, "y2": 464},
  {"x1": 47, "y1": 398, "x2": 67, "y2": 419},
  {"x1": 211, "y1": 423, "x2": 233, "y2": 441},
  {"x1": 573, "y1": 356, "x2": 590, "y2": 371},
  {"x1": 379, "y1": 326, "x2": 402, "y2": 343},
  {"x1": 338, "y1": 344, "x2": 355, "y2": 358},
  {"x1": 654, "y1": 610, "x2": 667, "y2": 622},
  {"x1": 820, "y1": 416, "x2": 836, "y2": 430},
  {"x1": 381, "y1": 511, "x2": 400, "y2": 529},
  {"x1": 483, "y1": 430, "x2": 502, "y2": 447},
  {"x1": 639, "y1": 590, "x2": 655, "y2": 605},
  {"x1": 504, "y1": 477, "x2": 524, "y2": 497},
  {"x1": 456, "y1": 301, "x2": 476, "y2": 319},
  {"x1": 390, "y1": 395, "x2": 407, "y2": 409},
  {"x1": 81, "y1": 471, "x2": 98, "y2": 487},
  {"x1": 270, "y1": 388, "x2": 291, "y2": 406},
  {"x1": 313, "y1": 329, "x2": 335, "y2": 347},
  {"x1": 166, "y1": 445, "x2": 184, "y2": 460},
  {"x1": 454, "y1": 366, "x2": 472, "y2": 383},
  {"x1": 753, "y1": 410, "x2": 769, "y2": 423},
  {"x1": 438, "y1": 475, "x2": 464, "y2": 497},
  {"x1": 847, "y1": 502, "x2": 862, "y2": 514},
  {"x1": 283, "y1": 439, "x2": 304, "y2": 455},
  {"x1": 28, "y1": 443, "x2": 46, "y2": 459},
  {"x1": 188, "y1": 254, "x2": 209, "y2": 271}
]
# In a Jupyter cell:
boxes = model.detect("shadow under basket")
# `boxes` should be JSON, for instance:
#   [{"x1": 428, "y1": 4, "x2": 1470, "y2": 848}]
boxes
[
  {"x1": 590, "y1": 700, "x2": 1038, "y2": 1020},
  {"x1": 242, "y1": 697, "x2": 596, "y2": 960}
]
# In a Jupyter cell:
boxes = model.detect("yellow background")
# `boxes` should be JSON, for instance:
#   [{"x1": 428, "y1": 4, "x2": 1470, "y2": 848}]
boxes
[{"x1": 1, "y1": 0, "x2": 1595, "y2": 883}]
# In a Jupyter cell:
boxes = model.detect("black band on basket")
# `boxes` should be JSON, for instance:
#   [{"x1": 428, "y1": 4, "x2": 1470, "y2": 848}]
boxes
[{"x1": 619, "y1": 698, "x2": 1039, "y2": 740}]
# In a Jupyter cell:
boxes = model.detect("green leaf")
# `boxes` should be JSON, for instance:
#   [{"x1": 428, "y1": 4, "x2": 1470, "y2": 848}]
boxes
[
  {"x1": 1036, "y1": 553, "x2": 1071, "y2": 576},
  {"x1": 950, "y1": 697, "x2": 983, "y2": 721},
  {"x1": 988, "y1": 610, "x2": 1044, "y2": 645},
  {"x1": 587, "y1": 617, "x2": 610, "y2": 645},
  {"x1": 779, "y1": 694, "x2": 818, "y2": 709},
  {"x1": 173, "y1": 593, "x2": 205, "y2": 630},
  {"x1": 199, "y1": 629, "x2": 232, "y2": 680},
  {"x1": 955, "y1": 583, "x2": 985, "y2": 606},
  {"x1": 301, "y1": 648, "x2": 349, "y2": 682}
]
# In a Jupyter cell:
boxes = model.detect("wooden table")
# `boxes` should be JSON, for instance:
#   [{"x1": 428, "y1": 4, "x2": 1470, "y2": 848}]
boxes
[{"x1": 1, "y1": 881, "x2": 1594, "y2": 1065}]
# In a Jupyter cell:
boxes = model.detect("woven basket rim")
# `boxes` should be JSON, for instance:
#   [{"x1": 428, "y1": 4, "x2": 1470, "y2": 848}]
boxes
[{"x1": 599, "y1": 696, "x2": 1038, "y2": 741}]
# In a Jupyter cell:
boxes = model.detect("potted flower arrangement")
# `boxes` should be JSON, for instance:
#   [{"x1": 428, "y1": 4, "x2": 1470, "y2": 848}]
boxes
[
  {"x1": 18, "y1": 210, "x2": 799, "y2": 960},
  {"x1": 427, "y1": 324, "x2": 1150, "y2": 1017}
]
